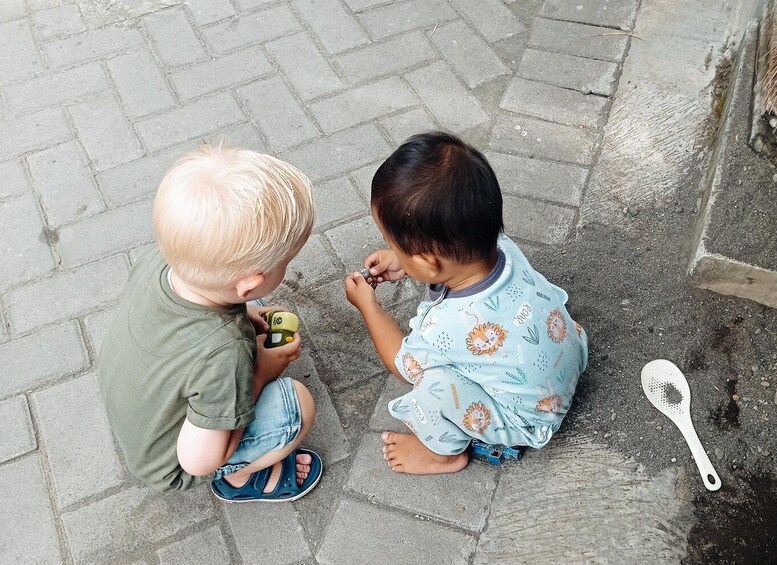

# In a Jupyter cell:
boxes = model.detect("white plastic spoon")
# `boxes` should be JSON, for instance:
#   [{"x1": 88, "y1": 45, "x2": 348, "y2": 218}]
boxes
[{"x1": 641, "y1": 359, "x2": 721, "y2": 491}]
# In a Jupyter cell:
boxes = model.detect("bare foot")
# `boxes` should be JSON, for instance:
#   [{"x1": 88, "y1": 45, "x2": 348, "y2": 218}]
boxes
[
  {"x1": 381, "y1": 432, "x2": 468, "y2": 475},
  {"x1": 224, "y1": 452, "x2": 312, "y2": 490}
]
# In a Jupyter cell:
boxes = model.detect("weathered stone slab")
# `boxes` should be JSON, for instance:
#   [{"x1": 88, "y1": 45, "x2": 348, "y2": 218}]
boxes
[
  {"x1": 293, "y1": 0, "x2": 369, "y2": 54},
  {"x1": 489, "y1": 114, "x2": 599, "y2": 166},
  {"x1": 541, "y1": 0, "x2": 639, "y2": 31},
  {"x1": 380, "y1": 108, "x2": 437, "y2": 145},
  {"x1": 369, "y1": 375, "x2": 412, "y2": 433},
  {"x1": 0, "y1": 395, "x2": 36, "y2": 463},
  {"x1": 529, "y1": 18, "x2": 629, "y2": 62},
  {"x1": 475, "y1": 437, "x2": 691, "y2": 563},
  {"x1": 500, "y1": 77, "x2": 608, "y2": 128},
  {"x1": 201, "y1": 5, "x2": 301, "y2": 55},
  {"x1": 0, "y1": 192, "x2": 56, "y2": 289},
  {"x1": 0, "y1": 158, "x2": 28, "y2": 199},
  {"x1": 142, "y1": 8, "x2": 207, "y2": 67},
  {"x1": 0, "y1": 321, "x2": 88, "y2": 396},
  {"x1": 32, "y1": 4, "x2": 86, "y2": 39},
  {"x1": 44, "y1": 26, "x2": 144, "y2": 68},
  {"x1": 503, "y1": 194, "x2": 576, "y2": 245},
  {"x1": 107, "y1": 48, "x2": 176, "y2": 118},
  {"x1": 0, "y1": 19, "x2": 43, "y2": 81},
  {"x1": 485, "y1": 150, "x2": 588, "y2": 207},
  {"x1": 430, "y1": 21, "x2": 510, "y2": 88},
  {"x1": 0, "y1": 108, "x2": 71, "y2": 161},
  {"x1": 224, "y1": 501, "x2": 311, "y2": 564},
  {"x1": 448, "y1": 0, "x2": 526, "y2": 43},
  {"x1": 266, "y1": 32, "x2": 345, "y2": 101},
  {"x1": 61, "y1": 485, "x2": 217, "y2": 565},
  {"x1": 83, "y1": 307, "x2": 114, "y2": 353},
  {"x1": 519, "y1": 48, "x2": 618, "y2": 96},
  {"x1": 33, "y1": 374, "x2": 124, "y2": 507},
  {"x1": 0, "y1": 456, "x2": 62, "y2": 564},
  {"x1": 311, "y1": 177, "x2": 367, "y2": 230},
  {"x1": 357, "y1": 0, "x2": 456, "y2": 40},
  {"x1": 4, "y1": 62, "x2": 108, "y2": 115},
  {"x1": 317, "y1": 497, "x2": 476, "y2": 564},
  {"x1": 334, "y1": 31, "x2": 436, "y2": 84},
  {"x1": 347, "y1": 433, "x2": 498, "y2": 531},
  {"x1": 286, "y1": 234, "x2": 343, "y2": 287},
  {"x1": 156, "y1": 525, "x2": 230, "y2": 565}
]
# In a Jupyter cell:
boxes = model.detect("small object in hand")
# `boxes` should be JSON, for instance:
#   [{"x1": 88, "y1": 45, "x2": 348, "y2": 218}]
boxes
[
  {"x1": 358, "y1": 268, "x2": 371, "y2": 279},
  {"x1": 264, "y1": 311, "x2": 299, "y2": 348},
  {"x1": 468, "y1": 439, "x2": 524, "y2": 465}
]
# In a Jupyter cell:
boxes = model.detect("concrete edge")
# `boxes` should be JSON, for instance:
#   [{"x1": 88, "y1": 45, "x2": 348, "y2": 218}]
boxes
[{"x1": 690, "y1": 249, "x2": 777, "y2": 308}]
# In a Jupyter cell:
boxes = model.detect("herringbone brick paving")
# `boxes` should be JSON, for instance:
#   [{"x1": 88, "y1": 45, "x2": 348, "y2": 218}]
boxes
[{"x1": 0, "y1": 0, "x2": 645, "y2": 562}]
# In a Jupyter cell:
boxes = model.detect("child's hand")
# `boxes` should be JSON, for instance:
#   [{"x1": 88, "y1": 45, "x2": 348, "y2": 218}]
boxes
[
  {"x1": 254, "y1": 332, "x2": 301, "y2": 386},
  {"x1": 363, "y1": 249, "x2": 405, "y2": 284},
  {"x1": 345, "y1": 272, "x2": 379, "y2": 311},
  {"x1": 246, "y1": 304, "x2": 287, "y2": 334}
]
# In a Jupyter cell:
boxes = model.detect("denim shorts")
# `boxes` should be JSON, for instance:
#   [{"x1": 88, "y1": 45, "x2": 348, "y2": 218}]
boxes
[{"x1": 213, "y1": 377, "x2": 301, "y2": 481}]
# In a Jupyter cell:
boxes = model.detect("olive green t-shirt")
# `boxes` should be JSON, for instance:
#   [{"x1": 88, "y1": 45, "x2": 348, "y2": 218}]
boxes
[{"x1": 98, "y1": 247, "x2": 257, "y2": 492}]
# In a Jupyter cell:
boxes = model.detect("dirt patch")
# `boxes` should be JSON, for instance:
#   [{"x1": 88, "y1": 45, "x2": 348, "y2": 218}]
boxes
[{"x1": 685, "y1": 472, "x2": 777, "y2": 564}]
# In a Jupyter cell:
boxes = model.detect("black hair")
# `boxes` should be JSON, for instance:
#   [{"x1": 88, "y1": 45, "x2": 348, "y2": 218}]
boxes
[{"x1": 371, "y1": 131, "x2": 503, "y2": 263}]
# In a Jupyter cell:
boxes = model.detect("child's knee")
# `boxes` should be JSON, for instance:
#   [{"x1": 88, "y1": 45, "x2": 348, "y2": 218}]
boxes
[{"x1": 292, "y1": 379, "x2": 315, "y2": 426}]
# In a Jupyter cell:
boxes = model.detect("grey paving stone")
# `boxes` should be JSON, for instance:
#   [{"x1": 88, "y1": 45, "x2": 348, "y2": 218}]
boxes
[
  {"x1": 310, "y1": 77, "x2": 418, "y2": 134},
  {"x1": 143, "y1": 8, "x2": 207, "y2": 67},
  {"x1": 317, "y1": 497, "x2": 476, "y2": 565},
  {"x1": 203, "y1": 122, "x2": 267, "y2": 152},
  {"x1": 128, "y1": 242, "x2": 156, "y2": 265},
  {"x1": 343, "y1": 0, "x2": 387, "y2": 10},
  {"x1": 380, "y1": 107, "x2": 437, "y2": 144},
  {"x1": 266, "y1": 32, "x2": 344, "y2": 101},
  {"x1": 369, "y1": 374, "x2": 412, "y2": 432},
  {"x1": 293, "y1": 0, "x2": 369, "y2": 54},
  {"x1": 0, "y1": 321, "x2": 88, "y2": 397},
  {"x1": 56, "y1": 198, "x2": 154, "y2": 267},
  {"x1": 520, "y1": 48, "x2": 618, "y2": 96},
  {"x1": 236, "y1": 75, "x2": 319, "y2": 151},
  {"x1": 293, "y1": 279, "x2": 385, "y2": 390},
  {"x1": 235, "y1": 0, "x2": 278, "y2": 9},
  {"x1": 44, "y1": 26, "x2": 144, "y2": 68},
  {"x1": 541, "y1": 0, "x2": 639, "y2": 31},
  {"x1": 32, "y1": 4, "x2": 85, "y2": 39},
  {"x1": 4, "y1": 62, "x2": 109, "y2": 116},
  {"x1": 503, "y1": 194, "x2": 576, "y2": 245},
  {"x1": 489, "y1": 114, "x2": 599, "y2": 166},
  {"x1": 449, "y1": 0, "x2": 526, "y2": 43},
  {"x1": 69, "y1": 93, "x2": 144, "y2": 171},
  {"x1": 224, "y1": 502, "x2": 311, "y2": 564},
  {"x1": 347, "y1": 432, "x2": 498, "y2": 531},
  {"x1": 286, "y1": 234, "x2": 342, "y2": 287},
  {"x1": 349, "y1": 161, "x2": 381, "y2": 202},
  {"x1": 33, "y1": 373, "x2": 124, "y2": 508},
  {"x1": 475, "y1": 438, "x2": 689, "y2": 563},
  {"x1": 529, "y1": 18, "x2": 628, "y2": 62},
  {"x1": 171, "y1": 45, "x2": 273, "y2": 101},
  {"x1": 0, "y1": 457, "x2": 62, "y2": 564},
  {"x1": 107, "y1": 48, "x2": 176, "y2": 118},
  {"x1": 0, "y1": 107, "x2": 71, "y2": 161},
  {"x1": 430, "y1": 20, "x2": 510, "y2": 88},
  {"x1": 282, "y1": 124, "x2": 391, "y2": 182},
  {"x1": 0, "y1": 158, "x2": 29, "y2": 199},
  {"x1": 485, "y1": 150, "x2": 588, "y2": 207},
  {"x1": 0, "y1": 0, "x2": 25, "y2": 22},
  {"x1": 334, "y1": 30, "x2": 436, "y2": 84},
  {"x1": 135, "y1": 93, "x2": 245, "y2": 152},
  {"x1": 283, "y1": 352, "x2": 350, "y2": 464},
  {"x1": 405, "y1": 62, "x2": 490, "y2": 133},
  {"x1": 96, "y1": 144, "x2": 187, "y2": 206},
  {"x1": 0, "y1": 19, "x2": 42, "y2": 82},
  {"x1": 357, "y1": 0, "x2": 456, "y2": 40},
  {"x1": 201, "y1": 5, "x2": 301, "y2": 55},
  {"x1": 499, "y1": 77, "x2": 608, "y2": 128},
  {"x1": 5, "y1": 254, "x2": 130, "y2": 335},
  {"x1": 157, "y1": 525, "x2": 231, "y2": 565},
  {"x1": 27, "y1": 141, "x2": 105, "y2": 228},
  {"x1": 311, "y1": 176, "x2": 367, "y2": 230},
  {"x1": 61, "y1": 484, "x2": 217, "y2": 565},
  {"x1": 0, "y1": 193, "x2": 56, "y2": 290},
  {"x1": 0, "y1": 395, "x2": 36, "y2": 463},
  {"x1": 83, "y1": 307, "x2": 114, "y2": 353},
  {"x1": 184, "y1": 0, "x2": 235, "y2": 25}
]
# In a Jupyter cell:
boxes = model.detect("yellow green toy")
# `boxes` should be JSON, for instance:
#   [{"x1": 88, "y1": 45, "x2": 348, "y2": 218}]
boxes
[{"x1": 264, "y1": 311, "x2": 299, "y2": 348}]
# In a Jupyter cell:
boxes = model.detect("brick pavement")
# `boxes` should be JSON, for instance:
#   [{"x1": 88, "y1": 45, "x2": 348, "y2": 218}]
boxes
[{"x1": 0, "y1": 0, "x2": 651, "y2": 563}]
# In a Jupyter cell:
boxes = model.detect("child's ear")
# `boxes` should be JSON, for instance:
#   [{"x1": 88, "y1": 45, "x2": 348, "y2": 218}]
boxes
[
  {"x1": 235, "y1": 274, "x2": 266, "y2": 299},
  {"x1": 411, "y1": 253, "x2": 441, "y2": 277}
]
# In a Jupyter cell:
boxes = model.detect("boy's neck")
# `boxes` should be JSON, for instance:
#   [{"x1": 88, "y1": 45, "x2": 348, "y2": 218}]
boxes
[
  {"x1": 168, "y1": 270, "x2": 235, "y2": 309},
  {"x1": 440, "y1": 249, "x2": 498, "y2": 292}
]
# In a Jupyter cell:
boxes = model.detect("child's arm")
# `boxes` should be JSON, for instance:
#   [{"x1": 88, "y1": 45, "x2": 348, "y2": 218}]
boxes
[{"x1": 345, "y1": 273, "x2": 404, "y2": 379}]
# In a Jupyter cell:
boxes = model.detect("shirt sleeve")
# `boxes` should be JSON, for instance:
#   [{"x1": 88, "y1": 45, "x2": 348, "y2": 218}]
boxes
[{"x1": 186, "y1": 339, "x2": 255, "y2": 430}]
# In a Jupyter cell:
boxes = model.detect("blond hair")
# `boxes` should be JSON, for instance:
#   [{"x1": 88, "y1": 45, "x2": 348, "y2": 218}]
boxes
[{"x1": 153, "y1": 144, "x2": 314, "y2": 290}]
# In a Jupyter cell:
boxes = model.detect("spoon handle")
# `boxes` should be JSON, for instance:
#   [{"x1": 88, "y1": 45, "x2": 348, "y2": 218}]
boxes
[{"x1": 677, "y1": 417, "x2": 721, "y2": 491}]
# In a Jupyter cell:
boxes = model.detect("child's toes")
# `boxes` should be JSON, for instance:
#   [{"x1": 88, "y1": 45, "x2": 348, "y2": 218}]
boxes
[
  {"x1": 297, "y1": 463, "x2": 310, "y2": 473},
  {"x1": 296, "y1": 453, "x2": 313, "y2": 465},
  {"x1": 381, "y1": 431, "x2": 397, "y2": 445}
]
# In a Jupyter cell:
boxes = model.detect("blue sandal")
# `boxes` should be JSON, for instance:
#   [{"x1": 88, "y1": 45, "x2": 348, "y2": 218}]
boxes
[{"x1": 210, "y1": 448, "x2": 322, "y2": 503}]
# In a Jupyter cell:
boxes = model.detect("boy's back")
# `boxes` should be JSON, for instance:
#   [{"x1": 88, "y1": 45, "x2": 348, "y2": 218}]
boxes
[{"x1": 99, "y1": 247, "x2": 256, "y2": 491}]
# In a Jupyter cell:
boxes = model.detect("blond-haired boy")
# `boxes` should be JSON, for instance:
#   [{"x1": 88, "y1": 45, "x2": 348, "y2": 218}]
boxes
[{"x1": 99, "y1": 144, "x2": 322, "y2": 502}]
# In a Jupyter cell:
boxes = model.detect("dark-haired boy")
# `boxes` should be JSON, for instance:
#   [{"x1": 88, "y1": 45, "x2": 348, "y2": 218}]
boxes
[{"x1": 344, "y1": 132, "x2": 588, "y2": 475}]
